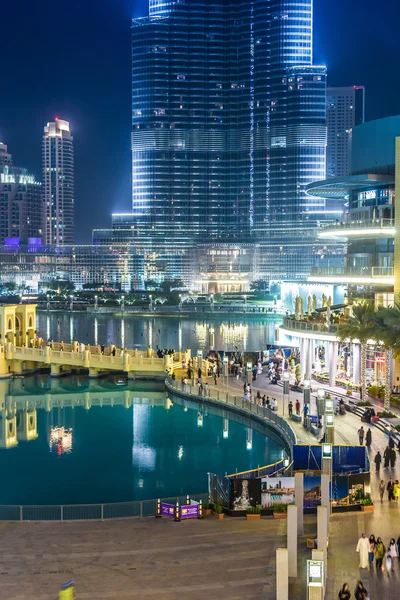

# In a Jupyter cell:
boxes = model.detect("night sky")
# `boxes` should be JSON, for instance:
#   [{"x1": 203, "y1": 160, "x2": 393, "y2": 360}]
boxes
[{"x1": 1, "y1": 0, "x2": 399, "y2": 243}]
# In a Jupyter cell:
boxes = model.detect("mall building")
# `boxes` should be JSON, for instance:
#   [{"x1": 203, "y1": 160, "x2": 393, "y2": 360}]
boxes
[{"x1": 280, "y1": 115, "x2": 400, "y2": 387}]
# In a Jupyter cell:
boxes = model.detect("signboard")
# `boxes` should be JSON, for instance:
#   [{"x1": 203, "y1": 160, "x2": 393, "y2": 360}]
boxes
[
  {"x1": 307, "y1": 559, "x2": 324, "y2": 587},
  {"x1": 180, "y1": 504, "x2": 199, "y2": 519},
  {"x1": 161, "y1": 502, "x2": 175, "y2": 518}
]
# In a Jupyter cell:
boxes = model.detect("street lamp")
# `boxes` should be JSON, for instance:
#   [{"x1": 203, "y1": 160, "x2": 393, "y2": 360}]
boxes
[
  {"x1": 94, "y1": 295, "x2": 98, "y2": 311},
  {"x1": 46, "y1": 294, "x2": 50, "y2": 312},
  {"x1": 316, "y1": 388, "x2": 325, "y2": 418},
  {"x1": 69, "y1": 294, "x2": 73, "y2": 312},
  {"x1": 149, "y1": 294, "x2": 153, "y2": 311},
  {"x1": 283, "y1": 369, "x2": 290, "y2": 415},
  {"x1": 210, "y1": 293, "x2": 214, "y2": 312},
  {"x1": 179, "y1": 293, "x2": 182, "y2": 311}
]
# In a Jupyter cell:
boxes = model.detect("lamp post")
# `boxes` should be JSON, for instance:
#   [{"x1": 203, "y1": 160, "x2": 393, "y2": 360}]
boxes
[
  {"x1": 121, "y1": 295, "x2": 125, "y2": 313},
  {"x1": 283, "y1": 369, "x2": 290, "y2": 416},
  {"x1": 316, "y1": 388, "x2": 326, "y2": 419},
  {"x1": 324, "y1": 398, "x2": 335, "y2": 444},
  {"x1": 94, "y1": 294, "x2": 98, "y2": 312},
  {"x1": 69, "y1": 295, "x2": 73, "y2": 312},
  {"x1": 246, "y1": 362, "x2": 252, "y2": 385},
  {"x1": 210, "y1": 293, "x2": 214, "y2": 312},
  {"x1": 179, "y1": 294, "x2": 182, "y2": 311},
  {"x1": 149, "y1": 294, "x2": 153, "y2": 311},
  {"x1": 209, "y1": 327, "x2": 215, "y2": 349},
  {"x1": 46, "y1": 294, "x2": 50, "y2": 312}
]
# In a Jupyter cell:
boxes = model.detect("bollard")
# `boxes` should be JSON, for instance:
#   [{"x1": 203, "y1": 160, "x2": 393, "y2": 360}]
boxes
[
  {"x1": 186, "y1": 495, "x2": 190, "y2": 505},
  {"x1": 174, "y1": 501, "x2": 181, "y2": 522},
  {"x1": 198, "y1": 499, "x2": 204, "y2": 519},
  {"x1": 155, "y1": 498, "x2": 162, "y2": 518}
]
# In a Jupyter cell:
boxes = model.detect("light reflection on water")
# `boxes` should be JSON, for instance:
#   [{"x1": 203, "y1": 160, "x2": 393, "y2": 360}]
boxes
[
  {"x1": 0, "y1": 376, "x2": 283, "y2": 504},
  {"x1": 37, "y1": 312, "x2": 281, "y2": 352}
]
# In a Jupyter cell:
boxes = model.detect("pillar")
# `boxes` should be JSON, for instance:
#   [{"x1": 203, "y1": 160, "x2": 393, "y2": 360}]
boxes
[
  {"x1": 309, "y1": 549, "x2": 325, "y2": 600},
  {"x1": 352, "y1": 343, "x2": 361, "y2": 384},
  {"x1": 276, "y1": 548, "x2": 289, "y2": 600},
  {"x1": 147, "y1": 347, "x2": 153, "y2": 358},
  {"x1": 50, "y1": 364, "x2": 61, "y2": 377},
  {"x1": 89, "y1": 368, "x2": 99, "y2": 378},
  {"x1": 287, "y1": 505, "x2": 298, "y2": 578},
  {"x1": 327, "y1": 341, "x2": 339, "y2": 388},
  {"x1": 10, "y1": 360, "x2": 23, "y2": 374},
  {"x1": 317, "y1": 506, "x2": 328, "y2": 567},
  {"x1": 304, "y1": 338, "x2": 312, "y2": 379},
  {"x1": 123, "y1": 353, "x2": 130, "y2": 372},
  {"x1": 321, "y1": 475, "x2": 330, "y2": 530},
  {"x1": 299, "y1": 338, "x2": 305, "y2": 375},
  {"x1": 295, "y1": 473, "x2": 304, "y2": 535}
]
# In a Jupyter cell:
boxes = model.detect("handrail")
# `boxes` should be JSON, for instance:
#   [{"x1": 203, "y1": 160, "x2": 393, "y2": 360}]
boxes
[
  {"x1": 165, "y1": 377, "x2": 297, "y2": 454},
  {"x1": 226, "y1": 458, "x2": 285, "y2": 479}
]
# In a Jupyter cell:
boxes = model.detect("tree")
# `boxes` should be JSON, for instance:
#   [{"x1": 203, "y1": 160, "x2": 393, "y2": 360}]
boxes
[
  {"x1": 2, "y1": 282, "x2": 18, "y2": 292},
  {"x1": 338, "y1": 304, "x2": 375, "y2": 402},
  {"x1": 154, "y1": 296, "x2": 168, "y2": 306},
  {"x1": 160, "y1": 278, "x2": 184, "y2": 293},
  {"x1": 372, "y1": 304, "x2": 400, "y2": 411}
]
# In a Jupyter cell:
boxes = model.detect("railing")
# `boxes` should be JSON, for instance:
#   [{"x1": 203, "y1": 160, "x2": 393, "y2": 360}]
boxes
[
  {"x1": 165, "y1": 378, "x2": 297, "y2": 452},
  {"x1": 226, "y1": 459, "x2": 286, "y2": 480},
  {"x1": 0, "y1": 493, "x2": 208, "y2": 522},
  {"x1": 320, "y1": 217, "x2": 394, "y2": 234},
  {"x1": 309, "y1": 266, "x2": 394, "y2": 278},
  {"x1": 281, "y1": 317, "x2": 338, "y2": 334}
]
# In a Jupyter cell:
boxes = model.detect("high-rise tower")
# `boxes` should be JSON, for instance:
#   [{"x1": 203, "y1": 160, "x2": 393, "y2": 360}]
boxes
[
  {"x1": 327, "y1": 86, "x2": 365, "y2": 178},
  {"x1": 130, "y1": 0, "x2": 333, "y2": 284},
  {"x1": 43, "y1": 119, "x2": 74, "y2": 245}
]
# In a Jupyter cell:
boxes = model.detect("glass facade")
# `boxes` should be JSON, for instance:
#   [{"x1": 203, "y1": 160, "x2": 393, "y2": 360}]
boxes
[{"x1": 129, "y1": 0, "x2": 335, "y2": 283}]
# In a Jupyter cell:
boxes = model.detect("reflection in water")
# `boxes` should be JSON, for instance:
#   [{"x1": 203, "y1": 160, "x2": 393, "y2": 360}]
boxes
[
  {"x1": 0, "y1": 376, "x2": 283, "y2": 504},
  {"x1": 37, "y1": 312, "x2": 281, "y2": 352}
]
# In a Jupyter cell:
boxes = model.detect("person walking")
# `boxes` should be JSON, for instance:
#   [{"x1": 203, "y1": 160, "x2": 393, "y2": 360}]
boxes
[
  {"x1": 390, "y1": 447, "x2": 397, "y2": 468},
  {"x1": 387, "y1": 478, "x2": 395, "y2": 502},
  {"x1": 368, "y1": 535, "x2": 376, "y2": 568},
  {"x1": 356, "y1": 533, "x2": 369, "y2": 569},
  {"x1": 365, "y1": 428, "x2": 372, "y2": 448},
  {"x1": 384, "y1": 446, "x2": 391, "y2": 468},
  {"x1": 295, "y1": 399, "x2": 300, "y2": 415},
  {"x1": 374, "y1": 537, "x2": 386, "y2": 571},
  {"x1": 338, "y1": 583, "x2": 351, "y2": 600},
  {"x1": 379, "y1": 479, "x2": 385, "y2": 503},
  {"x1": 354, "y1": 580, "x2": 368, "y2": 600},
  {"x1": 389, "y1": 538, "x2": 398, "y2": 566},
  {"x1": 288, "y1": 401, "x2": 293, "y2": 417},
  {"x1": 385, "y1": 549, "x2": 393, "y2": 572},
  {"x1": 357, "y1": 426, "x2": 365, "y2": 445},
  {"x1": 375, "y1": 451, "x2": 382, "y2": 472},
  {"x1": 394, "y1": 480, "x2": 400, "y2": 503}
]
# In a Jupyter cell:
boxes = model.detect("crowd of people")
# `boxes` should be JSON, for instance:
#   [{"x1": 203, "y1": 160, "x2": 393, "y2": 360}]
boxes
[{"x1": 356, "y1": 531, "x2": 400, "y2": 572}]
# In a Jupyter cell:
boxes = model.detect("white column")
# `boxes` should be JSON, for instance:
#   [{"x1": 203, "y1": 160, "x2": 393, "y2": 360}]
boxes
[
  {"x1": 321, "y1": 474, "x2": 330, "y2": 532},
  {"x1": 299, "y1": 338, "x2": 305, "y2": 374},
  {"x1": 287, "y1": 505, "x2": 298, "y2": 578},
  {"x1": 329, "y1": 342, "x2": 339, "y2": 387},
  {"x1": 352, "y1": 343, "x2": 361, "y2": 384},
  {"x1": 295, "y1": 472, "x2": 304, "y2": 535},
  {"x1": 304, "y1": 338, "x2": 312, "y2": 379},
  {"x1": 276, "y1": 548, "x2": 289, "y2": 600}
]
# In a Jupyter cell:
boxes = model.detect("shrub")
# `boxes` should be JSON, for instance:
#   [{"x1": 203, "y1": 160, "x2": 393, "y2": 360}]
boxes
[
  {"x1": 368, "y1": 385, "x2": 384, "y2": 398},
  {"x1": 246, "y1": 505, "x2": 261, "y2": 514},
  {"x1": 361, "y1": 497, "x2": 373, "y2": 506},
  {"x1": 390, "y1": 395, "x2": 400, "y2": 407},
  {"x1": 346, "y1": 390, "x2": 352, "y2": 396},
  {"x1": 356, "y1": 401, "x2": 373, "y2": 407},
  {"x1": 213, "y1": 504, "x2": 223, "y2": 514},
  {"x1": 202, "y1": 501, "x2": 210, "y2": 510},
  {"x1": 377, "y1": 411, "x2": 397, "y2": 418},
  {"x1": 273, "y1": 503, "x2": 288, "y2": 513}
]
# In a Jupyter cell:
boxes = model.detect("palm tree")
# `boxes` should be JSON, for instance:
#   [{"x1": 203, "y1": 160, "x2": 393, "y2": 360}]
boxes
[
  {"x1": 373, "y1": 303, "x2": 400, "y2": 411},
  {"x1": 338, "y1": 304, "x2": 375, "y2": 402}
]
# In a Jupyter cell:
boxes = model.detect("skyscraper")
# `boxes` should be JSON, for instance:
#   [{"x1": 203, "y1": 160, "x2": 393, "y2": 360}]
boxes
[
  {"x1": 43, "y1": 119, "x2": 74, "y2": 245},
  {"x1": 0, "y1": 143, "x2": 42, "y2": 244},
  {"x1": 128, "y1": 0, "x2": 334, "y2": 286},
  {"x1": 326, "y1": 86, "x2": 365, "y2": 178}
]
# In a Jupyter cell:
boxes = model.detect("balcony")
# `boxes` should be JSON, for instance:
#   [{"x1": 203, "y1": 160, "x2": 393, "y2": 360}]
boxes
[
  {"x1": 318, "y1": 218, "x2": 395, "y2": 239},
  {"x1": 308, "y1": 266, "x2": 394, "y2": 285},
  {"x1": 281, "y1": 316, "x2": 338, "y2": 335}
]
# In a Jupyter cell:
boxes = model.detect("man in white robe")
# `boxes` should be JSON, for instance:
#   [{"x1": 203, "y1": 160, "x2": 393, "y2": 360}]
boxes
[{"x1": 356, "y1": 533, "x2": 369, "y2": 568}]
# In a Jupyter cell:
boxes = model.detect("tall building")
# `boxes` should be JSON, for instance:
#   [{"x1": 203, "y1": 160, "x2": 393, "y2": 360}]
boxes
[
  {"x1": 326, "y1": 86, "x2": 365, "y2": 178},
  {"x1": 0, "y1": 144, "x2": 42, "y2": 245},
  {"x1": 128, "y1": 0, "x2": 337, "y2": 286},
  {"x1": 43, "y1": 119, "x2": 74, "y2": 245}
]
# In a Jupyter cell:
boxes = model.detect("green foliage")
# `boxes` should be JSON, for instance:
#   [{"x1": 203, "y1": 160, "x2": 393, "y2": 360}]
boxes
[
  {"x1": 273, "y1": 503, "x2": 288, "y2": 513},
  {"x1": 160, "y1": 278, "x2": 185, "y2": 293},
  {"x1": 246, "y1": 505, "x2": 261, "y2": 514},
  {"x1": 202, "y1": 501, "x2": 210, "y2": 510},
  {"x1": 250, "y1": 280, "x2": 268, "y2": 294},
  {"x1": 212, "y1": 504, "x2": 223, "y2": 514},
  {"x1": 368, "y1": 385, "x2": 384, "y2": 398},
  {"x1": 361, "y1": 496, "x2": 373, "y2": 506},
  {"x1": 377, "y1": 411, "x2": 396, "y2": 418},
  {"x1": 356, "y1": 401, "x2": 373, "y2": 407}
]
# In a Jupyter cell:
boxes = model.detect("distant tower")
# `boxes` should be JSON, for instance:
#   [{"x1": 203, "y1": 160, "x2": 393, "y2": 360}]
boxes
[
  {"x1": 326, "y1": 86, "x2": 365, "y2": 178},
  {"x1": 42, "y1": 119, "x2": 74, "y2": 245}
]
